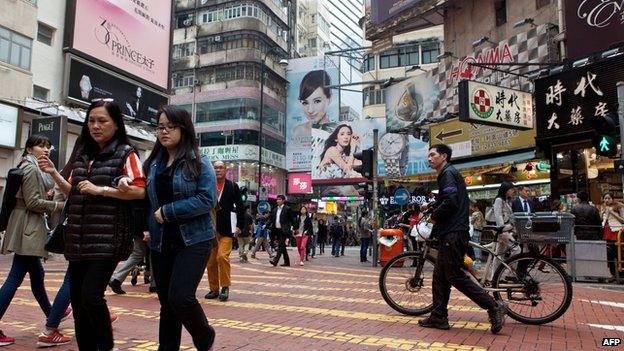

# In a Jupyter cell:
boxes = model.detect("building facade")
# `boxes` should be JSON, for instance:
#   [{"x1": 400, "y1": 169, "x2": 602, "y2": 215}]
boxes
[
  {"x1": 170, "y1": 0, "x2": 292, "y2": 196},
  {"x1": 0, "y1": 0, "x2": 164, "y2": 197}
]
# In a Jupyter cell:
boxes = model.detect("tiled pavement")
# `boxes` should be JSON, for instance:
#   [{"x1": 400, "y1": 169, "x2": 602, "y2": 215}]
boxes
[{"x1": 0, "y1": 248, "x2": 623, "y2": 350}]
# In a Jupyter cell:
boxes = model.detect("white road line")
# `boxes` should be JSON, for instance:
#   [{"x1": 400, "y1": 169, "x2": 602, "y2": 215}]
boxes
[
  {"x1": 587, "y1": 324, "x2": 624, "y2": 333},
  {"x1": 580, "y1": 299, "x2": 624, "y2": 309}
]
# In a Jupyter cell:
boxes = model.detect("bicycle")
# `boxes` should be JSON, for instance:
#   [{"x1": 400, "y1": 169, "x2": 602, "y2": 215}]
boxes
[{"x1": 379, "y1": 214, "x2": 573, "y2": 325}]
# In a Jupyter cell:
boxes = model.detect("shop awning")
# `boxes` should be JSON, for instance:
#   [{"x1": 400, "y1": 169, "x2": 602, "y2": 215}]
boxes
[
  {"x1": 454, "y1": 150, "x2": 535, "y2": 170},
  {"x1": 385, "y1": 150, "x2": 535, "y2": 184}
]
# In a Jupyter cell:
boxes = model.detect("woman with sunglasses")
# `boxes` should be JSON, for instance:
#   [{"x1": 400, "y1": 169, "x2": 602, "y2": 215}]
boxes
[
  {"x1": 38, "y1": 100, "x2": 146, "y2": 350},
  {"x1": 144, "y1": 106, "x2": 217, "y2": 351}
]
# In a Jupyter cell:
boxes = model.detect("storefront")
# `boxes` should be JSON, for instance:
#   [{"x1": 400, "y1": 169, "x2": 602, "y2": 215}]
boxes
[
  {"x1": 535, "y1": 52, "x2": 624, "y2": 205},
  {"x1": 199, "y1": 144, "x2": 287, "y2": 196}
]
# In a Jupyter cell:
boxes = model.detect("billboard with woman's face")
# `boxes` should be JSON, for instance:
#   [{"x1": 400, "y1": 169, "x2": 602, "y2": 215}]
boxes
[{"x1": 285, "y1": 57, "x2": 340, "y2": 173}]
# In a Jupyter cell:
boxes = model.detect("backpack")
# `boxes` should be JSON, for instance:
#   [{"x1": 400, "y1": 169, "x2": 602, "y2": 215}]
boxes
[
  {"x1": 329, "y1": 223, "x2": 343, "y2": 238},
  {"x1": 0, "y1": 162, "x2": 25, "y2": 232}
]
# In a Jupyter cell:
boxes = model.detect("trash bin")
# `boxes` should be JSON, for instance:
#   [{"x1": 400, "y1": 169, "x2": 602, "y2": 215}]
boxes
[{"x1": 379, "y1": 228, "x2": 404, "y2": 267}]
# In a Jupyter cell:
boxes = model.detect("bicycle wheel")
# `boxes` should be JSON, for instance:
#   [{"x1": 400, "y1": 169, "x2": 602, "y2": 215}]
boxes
[
  {"x1": 379, "y1": 251, "x2": 436, "y2": 316},
  {"x1": 492, "y1": 252, "x2": 572, "y2": 325}
]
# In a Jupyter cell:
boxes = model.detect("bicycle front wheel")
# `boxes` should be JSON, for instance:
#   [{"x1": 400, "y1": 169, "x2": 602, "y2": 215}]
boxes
[
  {"x1": 492, "y1": 252, "x2": 573, "y2": 325},
  {"x1": 379, "y1": 251, "x2": 436, "y2": 316}
]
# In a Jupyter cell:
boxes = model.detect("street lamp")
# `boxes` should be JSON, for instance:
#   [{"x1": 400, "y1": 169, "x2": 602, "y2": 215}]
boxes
[{"x1": 258, "y1": 48, "x2": 288, "y2": 194}]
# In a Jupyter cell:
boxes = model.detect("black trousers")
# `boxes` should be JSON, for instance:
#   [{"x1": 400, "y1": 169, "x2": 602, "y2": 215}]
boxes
[
  {"x1": 68, "y1": 259, "x2": 118, "y2": 351},
  {"x1": 152, "y1": 240, "x2": 215, "y2": 351},
  {"x1": 431, "y1": 231, "x2": 496, "y2": 319},
  {"x1": 272, "y1": 228, "x2": 290, "y2": 265}
]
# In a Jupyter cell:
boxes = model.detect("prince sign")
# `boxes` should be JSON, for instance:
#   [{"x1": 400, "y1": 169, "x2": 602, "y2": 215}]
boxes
[{"x1": 458, "y1": 80, "x2": 533, "y2": 130}]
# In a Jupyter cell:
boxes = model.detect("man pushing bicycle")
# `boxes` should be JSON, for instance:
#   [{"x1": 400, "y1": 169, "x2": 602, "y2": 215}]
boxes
[{"x1": 419, "y1": 144, "x2": 507, "y2": 334}]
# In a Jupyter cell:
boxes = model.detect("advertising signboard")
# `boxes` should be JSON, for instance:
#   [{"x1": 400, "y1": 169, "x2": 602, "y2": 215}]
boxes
[
  {"x1": 458, "y1": 80, "x2": 533, "y2": 130},
  {"x1": 68, "y1": 0, "x2": 172, "y2": 89},
  {"x1": 364, "y1": 0, "x2": 443, "y2": 41},
  {"x1": 199, "y1": 145, "x2": 286, "y2": 169},
  {"x1": 288, "y1": 173, "x2": 313, "y2": 194},
  {"x1": 429, "y1": 118, "x2": 536, "y2": 160},
  {"x1": 0, "y1": 104, "x2": 19, "y2": 149},
  {"x1": 65, "y1": 56, "x2": 168, "y2": 124},
  {"x1": 384, "y1": 73, "x2": 439, "y2": 133},
  {"x1": 285, "y1": 56, "x2": 340, "y2": 173},
  {"x1": 535, "y1": 54, "x2": 624, "y2": 142},
  {"x1": 565, "y1": 0, "x2": 624, "y2": 60},
  {"x1": 31, "y1": 116, "x2": 68, "y2": 169}
]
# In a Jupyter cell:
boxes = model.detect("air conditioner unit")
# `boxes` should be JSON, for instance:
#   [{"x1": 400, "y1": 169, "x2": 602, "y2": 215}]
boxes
[
  {"x1": 214, "y1": 35, "x2": 222, "y2": 42},
  {"x1": 172, "y1": 73, "x2": 179, "y2": 79},
  {"x1": 193, "y1": 79, "x2": 200, "y2": 85}
]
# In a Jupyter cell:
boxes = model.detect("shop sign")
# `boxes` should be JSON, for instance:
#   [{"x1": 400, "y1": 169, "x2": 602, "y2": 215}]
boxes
[
  {"x1": 288, "y1": 173, "x2": 313, "y2": 194},
  {"x1": 565, "y1": 0, "x2": 624, "y2": 60},
  {"x1": 459, "y1": 81, "x2": 533, "y2": 130},
  {"x1": 535, "y1": 54, "x2": 624, "y2": 141},
  {"x1": 379, "y1": 195, "x2": 434, "y2": 206},
  {"x1": 199, "y1": 145, "x2": 285, "y2": 169},
  {"x1": 32, "y1": 116, "x2": 68, "y2": 169},
  {"x1": 449, "y1": 44, "x2": 514, "y2": 82},
  {"x1": 0, "y1": 103, "x2": 19, "y2": 149},
  {"x1": 429, "y1": 118, "x2": 536, "y2": 159}
]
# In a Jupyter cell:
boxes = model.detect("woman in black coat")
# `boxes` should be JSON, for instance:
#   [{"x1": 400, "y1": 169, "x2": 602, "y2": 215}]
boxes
[{"x1": 316, "y1": 219, "x2": 328, "y2": 255}]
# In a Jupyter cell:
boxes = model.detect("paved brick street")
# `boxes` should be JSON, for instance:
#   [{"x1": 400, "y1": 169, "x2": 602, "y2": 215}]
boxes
[{"x1": 0, "y1": 248, "x2": 623, "y2": 350}]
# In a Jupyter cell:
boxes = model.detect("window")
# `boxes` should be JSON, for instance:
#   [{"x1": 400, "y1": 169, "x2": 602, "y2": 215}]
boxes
[
  {"x1": 362, "y1": 54, "x2": 375, "y2": 72},
  {"x1": 307, "y1": 38, "x2": 317, "y2": 48},
  {"x1": 32, "y1": 85, "x2": 49, "y2": 101},
  {"x1": 0, "y1": 26, "x2": 32, "y2": 70},
  {"x1": 177, "y1": 13, "x2": 194, "y2": 28},
  {"x1": 363, "y1": 86, "x2": 385, "y2": 106},
  {"x1": 379, "y1": 49, "x2": 399, "y2": 68},
  {"x1": 172, "y1": 73, "x2": 194, "y2": 88},
  {"x1": 37, "y1": 22, "x2": 54, "y2": 46},
  {"x1": 400, "y1": 46, "x2": 420, "y2": 66},
  {"x1": 536, "y1": 0, "x2": 551, "y2": 9},
  {"x1": 421, "y1": 42, "x2": 440, "y2": 64},
  {"x1": 173, "y1": 43, "x2": 195, "y2": 59},
  {"x1": 495, "y1": 0, "x2": 507, "y2": 26}
]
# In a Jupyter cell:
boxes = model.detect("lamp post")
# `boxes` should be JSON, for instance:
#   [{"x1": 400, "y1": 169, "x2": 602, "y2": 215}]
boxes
[{"x1": 257, "y1": 49, "x2": 288, "y2": 194}]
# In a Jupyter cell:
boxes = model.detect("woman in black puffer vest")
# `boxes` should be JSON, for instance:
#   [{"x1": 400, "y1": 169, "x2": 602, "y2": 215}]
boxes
[{"x1": 39, "y1": 100, "x2": 146, "y2": 351}]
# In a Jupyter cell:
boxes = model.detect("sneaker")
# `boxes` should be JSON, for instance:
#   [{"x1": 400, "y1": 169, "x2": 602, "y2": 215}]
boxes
[
  {"x1": 109, "y1": 279, "x2": 126, "y2": 295},
  {"x1": 251, "y1": 254, "x2": 257, "y2": 259},
  {"x1": 110, "y1": 312, "x2": 119, "y2": 324},
  {"x1": 204, "y1": 291, "x2": 219, "y2": 299},
  {"x1": 218, "y1": 287, "x2": 229, "y2": 302},
  {"x1": 417, "y1": 316, "x2": 450, "y2": 330},
  {"x1": 299, "y1": 261, "x2": 304, "y2": 266},
  {"x1": 37, "y1": 329, "x2": 71, "y2": 347},
  {"x1": 0, "y1": 330, "x2": 14, "y2": 347},
  {"x1": 60, "y1": 307, "x2": 73, "y2": 322},
  {"x1": 148, "y1": 286, "x2": 157, "y2": 293},
  {"x1": 488, "y1": 301, "x2": 507, "y2": 334}
]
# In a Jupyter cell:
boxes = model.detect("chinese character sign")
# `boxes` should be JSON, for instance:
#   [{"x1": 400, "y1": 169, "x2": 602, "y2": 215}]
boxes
[
  {"x1": 535, "y1": 54, "x2": 624, "y2": 140},
  {"x1": 288, "y1": 173, "x2": 313, "y2": 194},
  {"x1": 458, "y1": 80, "x2": 533, "y2": 130}
]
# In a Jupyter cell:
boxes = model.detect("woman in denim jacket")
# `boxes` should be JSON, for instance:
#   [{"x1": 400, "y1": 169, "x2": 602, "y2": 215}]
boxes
[{"x1": 144, "y1": 106, "x2": 217, "y2": 351}]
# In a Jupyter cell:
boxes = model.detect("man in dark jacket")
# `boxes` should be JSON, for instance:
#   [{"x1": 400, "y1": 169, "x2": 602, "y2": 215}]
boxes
[
  {"x1": 571, "y1": 191, "x2": 602, "y2": 240},
  {"x1": 269, "y1": 195, "x2": 293, "y2": 267},
  {"x1": 511, "y1": 186, "x2": 536, "y2": 213},
  {"x1": 419, "y1": 144, "x2": 506, "y2": 334},
  {"x1": 205, "y1": 161, "x2": 245, "y2": 302}
]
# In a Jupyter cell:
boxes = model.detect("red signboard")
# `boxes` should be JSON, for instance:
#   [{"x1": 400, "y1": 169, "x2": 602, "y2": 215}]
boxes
[{"x1": 288, "y1": 173, "x2": 313, "y2": 194}]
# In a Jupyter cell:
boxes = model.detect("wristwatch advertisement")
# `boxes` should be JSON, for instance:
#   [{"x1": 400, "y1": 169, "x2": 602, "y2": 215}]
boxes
[{"x1": 379, "y1": 133, "x2": 408, "y2": 177}]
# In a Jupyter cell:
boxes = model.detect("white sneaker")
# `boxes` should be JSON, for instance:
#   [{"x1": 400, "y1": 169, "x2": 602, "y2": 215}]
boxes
[{"x1": 299, "y1": 261, "x2": 304, "y2": 266}]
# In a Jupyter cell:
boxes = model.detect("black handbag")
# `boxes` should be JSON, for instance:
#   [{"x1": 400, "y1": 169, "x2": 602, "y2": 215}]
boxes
[
  {"x1": 0, "y1": 162, "x2": 25, "y2": 231},
  {"x1": 45, "y1": 208, "x2": 66, "y2": 254}
]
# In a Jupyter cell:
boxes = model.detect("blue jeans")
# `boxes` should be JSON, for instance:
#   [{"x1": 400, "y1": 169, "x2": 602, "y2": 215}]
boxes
[
  {"x1": 360, "y1": 237, "x2": 371, "y2": 262},
  {"x1": 0, "y1": 254, "x2": 51, "y2": 319},
  {"x1": 47, "y1": 270, "x2": 71, "y2": 329},
  {"x1": 331, "y1": 238, "x2": 341, "y2": 256},
  {"x1": 152, "y1": 239, "x2": 215, "y2": 351},
  {"x1": 471, "y1": 230, "x2": 482, "y2": 261}
]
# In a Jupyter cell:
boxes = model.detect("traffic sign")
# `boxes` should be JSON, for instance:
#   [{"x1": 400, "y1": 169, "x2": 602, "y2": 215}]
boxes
[
  {"x1": 259, "y1": 186, "x2": 269, "y2": 201},
  {"x1": 257, "y1": 201, "x2": 271, "y2": 214},
  {"x1": 394, "y1": 188, "x2": 410, "y2": 206}
]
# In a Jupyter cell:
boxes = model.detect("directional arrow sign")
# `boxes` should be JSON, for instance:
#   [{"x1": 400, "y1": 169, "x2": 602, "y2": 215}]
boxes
[
  {"x1": 394, "y1": 188, "x2": 410, "y2": 206},
  {"x1": 435, "y1": 128, "x2": 463, "y2": 142}
]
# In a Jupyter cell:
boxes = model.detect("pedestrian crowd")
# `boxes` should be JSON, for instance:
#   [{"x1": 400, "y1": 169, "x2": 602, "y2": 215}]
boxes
[{"x1": 0, "y1": 99, "x2": 376, "y2": 350}]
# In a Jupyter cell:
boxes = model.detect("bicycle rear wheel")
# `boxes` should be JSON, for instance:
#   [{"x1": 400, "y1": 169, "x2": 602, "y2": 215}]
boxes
[
  {"x1": 492, "y1": 252, "x2": 572, "y2": 325},
  {"x1": 379, "y1": 251, "x2": 436, "y2": 316}
]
